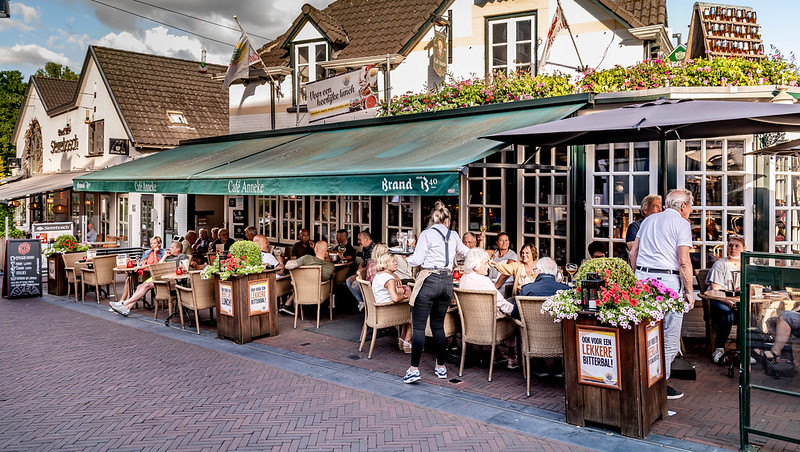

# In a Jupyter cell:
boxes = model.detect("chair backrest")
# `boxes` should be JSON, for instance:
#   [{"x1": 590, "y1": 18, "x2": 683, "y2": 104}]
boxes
[
  {"x1": 289, "y1": 266, "x2": 324, "y2": 303},
  {"x1": 516, "y1": 295, "x2": 563, "y2": 358},
  {"x1": 91, "y1": 255, "x2": 117, "y2": 285},
  {"x1": 61, "y1": 252, "x2": 84, "y2": 268},
  {"x1": 275, "y1": 275, "x2": 293, "y2": 298},
  {"x1": 453, "y1": 288, "x2": 500, "y2": 344},
  {"x1": 186, "y1": 270, "x2": 216, "y2": 310},
  {"x1": 357, "y1": 277, "x2": 378, "y2": 325},
  {"x1": 696, "y1": 268, "x2": 710, "y2": 294},
  {"x1": 148, "y1": 261, "x2": 178, "y2": 282},
  {"x1": 356, "y1": 267, "x2": 367, "y2": 281}
]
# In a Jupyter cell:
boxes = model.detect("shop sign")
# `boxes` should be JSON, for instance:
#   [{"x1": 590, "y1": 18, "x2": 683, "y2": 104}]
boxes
[
  {"x1": 227, "y1": 179, "x2": 265, "y2": 195},
  {"x1": 108, "y1": 138, "x2": 129, "y2": 156},
  {"x1": 307, "y1": 65, "x2": 379, "y2": 122},
  {"x1": 576, "y1": 325, "x2": 620, "y2": 389},
  {"x1": 248, "y1": 279, "x2": 270, "y2": 316},
  {"x1": 133, "y1": 181, "x2": 157, "y2": 192},
  {"x1": 219, "y1": 281, "x2": 233, "y2": 317},
  {"x1": 381, "y1": 175, "x2": 444, "y2": 194},
  {"x1": 646, "y1": 323, "x2": 663, "y2": 386},
  {"x1": 31, "y1": 222, "x2": 74, "y2": 246},
  {"x1": 51, "y1": 135, "x2": 79, "y2": 154},
  {"x1": 432, "y1": 30, "x2": 448, "y2": 77}
]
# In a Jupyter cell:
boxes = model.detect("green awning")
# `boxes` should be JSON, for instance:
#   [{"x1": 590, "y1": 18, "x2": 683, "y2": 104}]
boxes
[{"x1": 74, "y1": 99, "x2": 587, "y2": 196}]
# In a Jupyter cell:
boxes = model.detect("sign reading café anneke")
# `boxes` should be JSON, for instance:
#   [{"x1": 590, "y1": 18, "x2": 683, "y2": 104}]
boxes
[{"x1": 576, "y1": 325, "x2": 621, "y2": 389}]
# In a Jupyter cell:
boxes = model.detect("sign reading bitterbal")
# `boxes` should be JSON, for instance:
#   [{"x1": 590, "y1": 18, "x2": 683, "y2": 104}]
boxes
[
  {"x1": 248, "y1": 279, "x2": 269, "y2": 316},
  {"x1": 219, "y1": 281, "x2": 233, "y2": 317},
  {"x1": 576, "y1": 325, "x2": 620, "y2": 389}
]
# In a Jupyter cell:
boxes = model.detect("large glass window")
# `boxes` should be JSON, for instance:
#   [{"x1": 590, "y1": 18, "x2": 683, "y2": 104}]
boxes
[
  {"x1": 295, "y1": 42, "x2": 328, "y2": 104},
  {"x1": 772, "y1": 156, "x2": 800, "y2": 254},
  {"x1": 386, "y1": 197, "x2": 415, "y2": 247},
  {"x1": 312, "y1": 196, "x2": 338, "y2": 243},
  {"x1": 521, "y1": 145, "x2": 569, "y2": 265},
  {"x1": 342, "y1": 196, "x2": 371, "y2": 242},
  {"x1": 588, "y1": 142, "x2": 657, "y2": 260},
  {"x1": 681, "y1": 138, "x2": 750, "y2": 269},
  {"x1": 163, "y1": 195, "x2": 178, "y2": 244},
  {"x1": 467, "y1": 148, "x2": 512, "y2": 245},
  {"x1": 140, "y1": 196, "x2": 154, "y2": 247},
  {"x1": 117, "y1": 195, "x2": 129, "y2": 246},
  {"x1": 256, "y1": 196, "x2": 279, "y2": 241},
  {"x1": 488, "y1": 14, "x2": 535, "y2": 76},
  {"x1": 281, "y1": 197, "x2": 305, "y2": 243}
]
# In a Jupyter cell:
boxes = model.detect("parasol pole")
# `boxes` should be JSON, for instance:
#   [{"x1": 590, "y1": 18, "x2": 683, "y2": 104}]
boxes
[{"x1": 659, "y1": 131, "x2": 668, "y2": 199}]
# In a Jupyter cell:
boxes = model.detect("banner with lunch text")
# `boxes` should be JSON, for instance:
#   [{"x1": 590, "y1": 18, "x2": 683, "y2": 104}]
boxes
[{"x1": 306, "y1": 65, "x2": 379, "y2": 122}]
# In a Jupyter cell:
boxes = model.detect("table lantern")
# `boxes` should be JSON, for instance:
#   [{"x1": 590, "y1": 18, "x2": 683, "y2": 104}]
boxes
[{"x1": 580, "y1": 272, "x2": 605, "y2": 311}]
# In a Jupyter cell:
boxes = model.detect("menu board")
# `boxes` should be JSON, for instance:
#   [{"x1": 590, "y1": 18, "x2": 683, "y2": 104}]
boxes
[
  {"x1": 3, "y1": 239, "x2": 43, "y2": 299},
  {"x1": 248, "y1": 279, "x2": 270, "y2": 316},
  {"x1": 646, "y1": 324, "x2": 663, "y2": 387},
  {"x1": 219, "y1": 281, "x2": 233, "y2": 317},
  {"x1": 576, "y1": 325, "x2": 621, "y2": 390}
]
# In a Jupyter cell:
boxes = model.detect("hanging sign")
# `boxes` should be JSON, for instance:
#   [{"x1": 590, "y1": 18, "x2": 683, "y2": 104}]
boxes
[
  {"x1": 306, "y1": 65, "x2": 379, "y2": 122},
  {"x1": 433, "y1": 29, "x2": 448, "y2": 77},
  {"x1": 3, "y1": 239, "x2": 43, "y2": 299},
  {"x1": 108, "y1": 138, "x2": 129, "y2": 156},
  {"x1": 248, "y1": 279, "x2": 270, "y2": 315},
  {"x1": 667, "y1": 44, "x2": 687, "y2": 62},
  {"x1": 646, "y1": 323, "x2": 664, "y2": 387},
  {"x1": 219, "y1": 281, "x2": 233, "y2": 316},
  {"x1": 576, "y1": 325, "x2": 620, "y2": 389}
]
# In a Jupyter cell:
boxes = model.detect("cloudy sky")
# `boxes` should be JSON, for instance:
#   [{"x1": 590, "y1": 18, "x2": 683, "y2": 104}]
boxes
[{"x1": 0, "y1": 0, "x2": 798, "y2": 79}]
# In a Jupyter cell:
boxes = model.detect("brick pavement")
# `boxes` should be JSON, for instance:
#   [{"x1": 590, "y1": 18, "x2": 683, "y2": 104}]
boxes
[{"x1": 0, "y1": 297, "x2": 584, "y2": 452}]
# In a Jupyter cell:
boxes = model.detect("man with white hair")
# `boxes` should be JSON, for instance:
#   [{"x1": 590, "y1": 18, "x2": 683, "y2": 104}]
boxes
[
  {"x1": 519, "y1": 257, "x2": 569, "y2": 298},
  {"x1": 629, "y1": 188, "x2": 694, "y2": 401}
]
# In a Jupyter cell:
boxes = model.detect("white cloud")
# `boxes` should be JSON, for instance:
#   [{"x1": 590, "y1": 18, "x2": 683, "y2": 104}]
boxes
[
  {"x1": 0, "y1": 43, "x2": 72, "y2": 66},
  {"x1": 95, "y1": 26, "x2": 205, "y2": 61},
  {"x1": 0, "y1": 2, "x2": 41, "y2": 31},
  {"x1": 47, "y1": 29, "x2": 91, "y2": 52}
]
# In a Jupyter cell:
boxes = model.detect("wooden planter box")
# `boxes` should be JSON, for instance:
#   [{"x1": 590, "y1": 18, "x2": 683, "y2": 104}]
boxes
[
  {"x1": 214, "y1": 270, "x2": 279, "y2": 344},
  {"x1": 563, "y1": 313, "x2": 667, "y2": 439},
  {"x1": 47, "y1": 254, "x2": 68, "y2": 296}
]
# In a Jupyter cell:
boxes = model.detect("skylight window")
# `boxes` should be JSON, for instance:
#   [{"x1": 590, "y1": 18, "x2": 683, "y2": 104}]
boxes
[{"x1": 166, "y1": 111, "x2": 188, "y2": 125}]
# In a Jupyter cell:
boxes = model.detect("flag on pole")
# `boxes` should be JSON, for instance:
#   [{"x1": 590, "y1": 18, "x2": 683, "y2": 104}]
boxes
[
  {"x1": 222, "y1": 32, "x2": 261, "y2": 91},
  {"x1": 538, "y1": 4, "x2": 568, "y2": 73}
]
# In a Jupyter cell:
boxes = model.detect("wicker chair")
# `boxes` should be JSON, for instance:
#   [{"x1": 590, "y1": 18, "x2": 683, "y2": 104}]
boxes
[
  {"x1": 696, "y1": 268, "x2": 716, "y2": 351},
  {"x1": 176, "y1": 270, "x2": 215, "y2": 334},
  {"x1": 515, "y1": 296, "x2": 563, "y2": 397},
  {"x1": 275, "y1": 274, "x2": 293, "y2": 302},
  {"x1": 289, "y1": 266, "x2": 333, "y2": 328},
  {"x1": 357, "y1": 277, "x2": 412, "y2": 358},
  {"x1": 61, "y1": 252, "x2": 84, "y2": 301},
  {"x1": 148, "y1": 261, "x2": 178, "y2": 320},
  {"x1": 454, "y1": 288, "x2": 517, "y2": 382},
  {"x1": 80, "y1": 255, "x2": 116, "y2": 303}
]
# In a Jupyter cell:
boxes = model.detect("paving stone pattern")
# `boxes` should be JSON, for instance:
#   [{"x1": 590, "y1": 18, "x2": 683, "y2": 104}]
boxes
[{"x1": 0, "y1": 298, "x2": 579, "y2": 451}]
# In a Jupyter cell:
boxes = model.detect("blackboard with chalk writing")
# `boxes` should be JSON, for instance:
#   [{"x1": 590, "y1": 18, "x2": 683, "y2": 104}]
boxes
[{"x1": 3, "y1": 239, "x2": 42, "y2": 299}]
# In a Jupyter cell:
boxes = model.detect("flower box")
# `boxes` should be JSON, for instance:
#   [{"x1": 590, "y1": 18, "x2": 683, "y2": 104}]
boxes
[{"x1": 214, "y1": 270, "x2": 279, "y2": 344}]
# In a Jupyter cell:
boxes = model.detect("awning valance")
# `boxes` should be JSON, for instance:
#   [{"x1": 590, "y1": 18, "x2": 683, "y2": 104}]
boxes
[
  {"x1": 0, "y1": 171, "x2": 91, "y2": 201},
  {"x1": 74, "y1": 99, "x2": 588, "y2": 196}
]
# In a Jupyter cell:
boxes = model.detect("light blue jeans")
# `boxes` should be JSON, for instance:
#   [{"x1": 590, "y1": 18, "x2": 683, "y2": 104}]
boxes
[
  {"x1": 635, "y1": 270, "x2": 683, "y2": 380},
  {"x1": 346, "y1": 275, "x2": 363, "y2": 304}
]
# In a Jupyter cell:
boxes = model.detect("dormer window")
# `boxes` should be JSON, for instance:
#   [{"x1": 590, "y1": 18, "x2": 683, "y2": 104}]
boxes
[
  {"x1": 488, "y1": 13, "x2": 535, "y2": 76},
  {"x1": 166, "y1": 110, "x2": 188, "y2": 125},
  {"x1": 295, "y1": 42, "x2": 328, "y2": 104}
]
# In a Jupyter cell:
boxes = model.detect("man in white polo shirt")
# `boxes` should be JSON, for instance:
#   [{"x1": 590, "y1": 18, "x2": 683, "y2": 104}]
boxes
[{"x1": 629, "y1": 188, "x2": 694, "y2": 401}]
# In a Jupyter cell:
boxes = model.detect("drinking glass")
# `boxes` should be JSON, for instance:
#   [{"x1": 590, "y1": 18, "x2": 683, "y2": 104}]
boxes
[
  {"x1": 566, "y1": 263, "x2": 578, "y2": 283},
  {"x1": 406, "y1": 231, "x2": 415, "y2": 251},
  {"x1": 396, "y1": 231, "x2": 404, "y2": 249}
]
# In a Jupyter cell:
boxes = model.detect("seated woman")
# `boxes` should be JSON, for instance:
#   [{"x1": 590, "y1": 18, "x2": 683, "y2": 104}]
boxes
[
  {"x1": 459, "y1": 248, "x2": 514, "y2": 316},
  {"x1": 490, "y1": 242, "x2": 539, "y2": 298},
  {"x1": 110, "y1": 241, "x2": 188, "y2": 317},
  {"x1": 371, "y1": 253, "x2": 413, "y2": 353},
  {"x1": 459, "y1": 248, "x2": 517, "y2": 368},
  {"x1": 706, "y1": 235, "x2": 744, "y2": 363},
  {"x1": 756, "y1": 310, "x2": 800, "y2": 362},
  {"x1": 346, "y1": 243, "x2": 389, "y2": 311}
]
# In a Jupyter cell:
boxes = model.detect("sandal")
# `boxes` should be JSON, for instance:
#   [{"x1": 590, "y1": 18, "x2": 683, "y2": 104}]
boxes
[{"x1": 754, "y1": 348, "x2": 779, "y2": 365}]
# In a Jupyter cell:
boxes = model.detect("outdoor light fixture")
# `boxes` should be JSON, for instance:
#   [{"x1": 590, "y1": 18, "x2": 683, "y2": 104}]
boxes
[
  {"x1": 580, "y1": 272, "x2": 605, "y2": 311},
  {"x1": 8, "y1": 200, "x2": 20, "y2": 208},
  {"x1": 29, "y1": 201, "x2": 41, "y2": 210},
  {"x1": 85, "y1": 199, "x2": 93, "y2": 206},
  {"x1": 53, "y1": 204, "x2": 67, "y2": 214}
]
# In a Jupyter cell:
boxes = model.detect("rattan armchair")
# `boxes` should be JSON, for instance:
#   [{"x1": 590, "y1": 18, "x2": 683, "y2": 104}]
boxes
[
  {"x1": 61, "y1": 252, "x2": 84, "y2": 301},
  {"x1": 289, "y1": 266, "x2": 333, "y2": 328},
  {"x1": 454, "y1": 288, "x2": 517, "y2": 382},
  {"x1": 80, "y1": 255, "x2": 116, "y2": 303},
  {"x1": 148, "y1": 261, "x2": 178, "y2": 320},
  {"x1": 176, "y1": 270, "x2": 215, "y2": 334},
  {"x1": 515, "y1": 296, "x2": 563, "y2": 396},
  {"x1": 357, "y1": 277, "x2": 412, "y2": 358}
]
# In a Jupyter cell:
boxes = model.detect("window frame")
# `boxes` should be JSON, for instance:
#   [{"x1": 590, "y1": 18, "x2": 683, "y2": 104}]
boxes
[
  {"x1": 293, "y1": 40, "x2": 329, "y2": 106},
  {"x1": 485, "y1": 11, "x2": 537, "y2": 77}
]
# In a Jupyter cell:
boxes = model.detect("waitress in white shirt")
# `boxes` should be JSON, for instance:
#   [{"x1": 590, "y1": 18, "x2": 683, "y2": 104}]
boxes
[{"x1": 401, "y1": 201, "x2": 468, "y2": 384}]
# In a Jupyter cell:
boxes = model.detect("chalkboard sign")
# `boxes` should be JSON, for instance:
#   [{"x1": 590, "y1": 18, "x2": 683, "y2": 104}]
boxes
[{"x1": 3, "y1": 239, "x2": 43, "y2": 299}]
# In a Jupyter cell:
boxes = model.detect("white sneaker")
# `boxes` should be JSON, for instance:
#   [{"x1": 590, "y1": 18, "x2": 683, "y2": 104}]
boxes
[
  {"x1": 357, "y1": 301, "x2": 365, "y2": 311},
  {"x1": 711, "y1": 348, "x2": 725, "y2": 363}
]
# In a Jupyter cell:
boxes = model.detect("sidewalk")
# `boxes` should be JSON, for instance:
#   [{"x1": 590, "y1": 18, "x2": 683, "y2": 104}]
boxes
[{"x1": 7, "y1": 293, "x2": 738, "y2": 451}]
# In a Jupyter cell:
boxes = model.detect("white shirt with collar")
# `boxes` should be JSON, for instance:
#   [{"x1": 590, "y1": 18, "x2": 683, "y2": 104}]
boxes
[
  {"x1": 406, "y1": 224, "x2": 468, "y2": 270},
  {"x1": 635, "y1": 208, "x2": 692, "y2": 271}
]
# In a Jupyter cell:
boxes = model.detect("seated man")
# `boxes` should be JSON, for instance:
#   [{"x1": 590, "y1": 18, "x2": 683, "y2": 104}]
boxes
[
  {"x1": 110, "y1": 241, "x2": 188, "y2": 317},
  {"x1": 706, "y1": 235, "x2": 744, "y2": 363},
  {"x1": 244, "y1": 225, "x2": 257, "y2": 241},
  {"x1": 462, "y1": 232, "x2": 477, "y2": 249},
  {"x1": 335, "y1": 229, "x2": 357, "y2": 263},
  {"x1": 518, "y1": 257, "x2": 569, "y2": 377},
  {"x1": 192, "y1": 228, "x2": 211, "y2": 263},
  {"x1": 290, "y1": 228, "x2": 314, "y2": 259},
  {"x1": 357, "y1": 230, "x2": 375, "y2": 265},
  {"x1": 211, "y1": 228, "x2": 235, "y2": 252},
  {"x1": 181, "y1": 230, "x2": 197, "y2": 256},
  {"x1": 283, "y1": 241, "x2": 334, "y2": 315},
  {"x1": 253, "y1": 234, "x2": 285, "y2": 274}
]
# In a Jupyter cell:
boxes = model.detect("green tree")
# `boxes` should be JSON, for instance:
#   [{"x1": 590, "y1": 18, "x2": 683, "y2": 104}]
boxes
[
  {"x1": 34, "y1": 62, "x2": 79, "y2": 80},
  {"x1": 0, "y1": 71, "x2": 27, "y2": 175}
]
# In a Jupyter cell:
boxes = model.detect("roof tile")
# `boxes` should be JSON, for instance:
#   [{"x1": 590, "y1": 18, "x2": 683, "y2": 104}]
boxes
[{"x1": 31, "y1": 77, "x2": 78, "y2": 113}]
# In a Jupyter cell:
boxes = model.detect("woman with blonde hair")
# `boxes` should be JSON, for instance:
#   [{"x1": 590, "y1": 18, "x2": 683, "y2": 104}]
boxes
[
  {"x1": 489, "y1": 242, "x2": 539, "y2": 298},
  {"x1": 372, "y1": 253, "x2": 413, "y2": 352},
  {"x1": 347, "y1": 243, "x2": 389, "y2": 310},
  {"x1": 402, "y1": 201, "x2": 468, "y2": 383}
]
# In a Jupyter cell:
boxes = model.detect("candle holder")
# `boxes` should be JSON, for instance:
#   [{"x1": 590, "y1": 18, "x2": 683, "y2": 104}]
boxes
[{"x1": 580, "y1": 272, "x2": 605, "y2": 312}]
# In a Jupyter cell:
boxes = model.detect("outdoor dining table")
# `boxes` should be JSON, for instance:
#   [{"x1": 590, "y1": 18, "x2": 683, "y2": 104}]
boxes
[
  {"x1": 161, "y1": 272, "x2": 191, "y2": 326},
  {"x1": 700, "y1": 289, "x2": 790, "y2": 331},
  {"x1": 113, "y1": 265, "x2": 149, "y2": 301}
]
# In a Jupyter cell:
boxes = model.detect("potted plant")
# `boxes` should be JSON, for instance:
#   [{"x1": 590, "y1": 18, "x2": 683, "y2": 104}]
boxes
[
  {"x1": 44, "y1": 234, "x2": 90, "y2": 257},
  {"x1": 201, "y1": 240, "x2": 278, "y2": 343},
  {"x1": 44, "y1": 234, "x2": 90, "y2": 296},
  {"x1": 541, "y1": 257, "x2": 687, "y2": 327}
]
